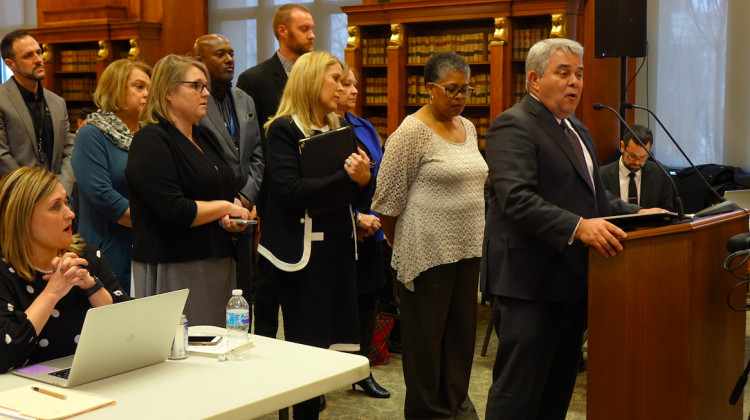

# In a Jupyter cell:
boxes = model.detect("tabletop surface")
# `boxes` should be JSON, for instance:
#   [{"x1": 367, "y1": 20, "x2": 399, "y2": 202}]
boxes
[{"x1": 0, "y1": 326, "x2": 370, "y2": 419}]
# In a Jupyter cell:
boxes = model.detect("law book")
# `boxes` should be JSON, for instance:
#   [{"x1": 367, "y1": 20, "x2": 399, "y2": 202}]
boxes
[{"x1": 0, "y1": 386, "x2": 115, "y2": 420}]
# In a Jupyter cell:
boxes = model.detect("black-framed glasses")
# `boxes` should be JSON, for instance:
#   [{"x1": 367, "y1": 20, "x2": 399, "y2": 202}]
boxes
[
  {"x1": 624, "y1": 151, "x2": 648, "y2": 162},
  {"x1": 181, "y1": 80, "x2": 209, "y2": 93},
  {"x1": 432, "y1": 83, "x2": 474, "y2": 98}
]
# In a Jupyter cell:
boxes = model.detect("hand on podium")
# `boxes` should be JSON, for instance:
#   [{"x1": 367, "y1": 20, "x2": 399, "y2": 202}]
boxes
[{"x1": 575, "y1": 218, "x2": 627, "y2": 258}]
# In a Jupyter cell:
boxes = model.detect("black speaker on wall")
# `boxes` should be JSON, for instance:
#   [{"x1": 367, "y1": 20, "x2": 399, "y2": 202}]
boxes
[{"x1": 595, "y1": 0, "x2": 647, "y2": 58}]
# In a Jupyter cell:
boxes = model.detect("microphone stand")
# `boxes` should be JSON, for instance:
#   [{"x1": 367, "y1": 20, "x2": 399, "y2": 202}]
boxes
[
  {"x1": 593, "y1": 103, "x2": 687, "y2": 220},
  {"x1": 622, "y1": 102, "x2": 729, "y2": 207}
]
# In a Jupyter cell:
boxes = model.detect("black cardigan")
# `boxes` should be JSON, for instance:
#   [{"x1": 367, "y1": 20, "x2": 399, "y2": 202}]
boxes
[{"x1": 125, "y1": 115, "x2": 235, "y2": 263}]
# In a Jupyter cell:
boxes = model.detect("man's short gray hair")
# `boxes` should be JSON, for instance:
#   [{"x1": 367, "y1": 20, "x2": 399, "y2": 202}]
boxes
[{"x1": 525, "y1": 38, "x2": 583, "y2": 91}]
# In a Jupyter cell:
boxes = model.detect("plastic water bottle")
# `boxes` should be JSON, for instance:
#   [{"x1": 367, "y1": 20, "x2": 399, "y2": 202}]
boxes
[{"x1": 225, "y1": 289, "x2": 250, "y2": 360}]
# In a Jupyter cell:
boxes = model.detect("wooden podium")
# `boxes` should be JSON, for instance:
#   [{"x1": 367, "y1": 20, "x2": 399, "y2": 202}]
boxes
[{"x1": 588, "y1": 210, "x2": 749, "y2": 420}]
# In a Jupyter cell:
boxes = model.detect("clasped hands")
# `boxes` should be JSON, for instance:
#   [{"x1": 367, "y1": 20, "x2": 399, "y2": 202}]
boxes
[
  {"x1": 42, "y1": 252, "x2": 97, "y2": 296},
  {"x1": 357, "y1": 213, "x2": 381, "y2": 242}
]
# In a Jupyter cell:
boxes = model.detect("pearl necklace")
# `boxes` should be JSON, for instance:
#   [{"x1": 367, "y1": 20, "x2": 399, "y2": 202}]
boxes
[{"x1": 33, "y1": 266, "x2": 54, "y2": 275}]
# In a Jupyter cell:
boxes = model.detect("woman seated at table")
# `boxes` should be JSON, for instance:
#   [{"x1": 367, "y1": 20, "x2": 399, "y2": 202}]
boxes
[
  {"x1": 259, "y1": 51, "x2": 374, "y2": 419},
  {"x1": 126, "y1": 54, "x2": 252, "y2": 327},
  {"x1": 0, "y1": 167, "x2": 130, "y2": 373}
]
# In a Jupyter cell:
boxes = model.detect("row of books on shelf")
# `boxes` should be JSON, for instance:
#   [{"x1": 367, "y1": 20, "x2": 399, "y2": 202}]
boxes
[
  {"x1": 367, "y1": 116, "x2": 388, "y2": 143},
  {"x1": 512, "y1": 27, "x2": 551, "y2": 60},
  {"x1": 513, "y1": 73, "x2": 528, "y2": 104},
  {"x1": 363, "y1": 77, "x2": 388, "y2": 104},
  {"x1": 361, "y1": 38, "x2": 387, "y2": 65},
  {"x1": 361, "y1": 114, "x2": 487, "y2": 149},
  {"x1": 467, "y1": 116, "x2": 490, "y2": 149},
  {"x1": 407, "y1": 33, "x2": 492, "y2": 64},
  {"x1": 406, "y1": 74, "x2": 490, "y2": 105},
  {"x1": 59, "y1": 49, "x2": 98, "y2": 72},
  {"x1": 60, "y1": 77, "x2": 96, "y2": 101}
]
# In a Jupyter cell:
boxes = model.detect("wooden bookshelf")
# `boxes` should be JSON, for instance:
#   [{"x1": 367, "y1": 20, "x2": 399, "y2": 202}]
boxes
[
  {"x1": 27, "y1": 0, "x2": 207, "y2": 132},
  {"x1": 342, "y1": 0, "x2": 623, "y2": 157}
]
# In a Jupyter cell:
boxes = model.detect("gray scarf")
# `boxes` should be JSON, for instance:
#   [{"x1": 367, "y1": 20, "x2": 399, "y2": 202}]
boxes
[{"x1": 87, "y1": 110, "x2": 134, "y2": 152}]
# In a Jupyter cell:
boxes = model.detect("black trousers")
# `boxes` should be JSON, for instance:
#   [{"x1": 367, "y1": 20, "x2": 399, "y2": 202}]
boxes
[
  {"x1": 398, "y1": 258, "x2": 480, "y2": 420},
  {"x1": 235, "y1": 233, "x2": 253, "y2": 327},
  {"x1": 253, "y1": 255, "x2": 280, "y2": 337},
  {"x1": 485, "y1": 294, "x2": 586, "y2": 420}
]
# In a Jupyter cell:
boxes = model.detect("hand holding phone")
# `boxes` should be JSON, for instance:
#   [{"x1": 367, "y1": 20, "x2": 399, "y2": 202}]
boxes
[{"x1": 230, "y1": 218, "x2": 258, "y2": 226}]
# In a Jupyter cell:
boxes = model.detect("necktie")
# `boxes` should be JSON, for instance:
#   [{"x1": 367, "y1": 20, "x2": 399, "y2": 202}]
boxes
[
  {"x1": 628, "y1": 172, "x2": 638, "y2": 204},
  {"x1": 560, "y1": 120, "x2": 593, "y2": 191}
]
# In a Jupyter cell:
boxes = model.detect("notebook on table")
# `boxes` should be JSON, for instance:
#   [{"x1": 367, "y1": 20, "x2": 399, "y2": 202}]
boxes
[{"x1": 12, "y1": 289, "x2": 189, "y2": 388}]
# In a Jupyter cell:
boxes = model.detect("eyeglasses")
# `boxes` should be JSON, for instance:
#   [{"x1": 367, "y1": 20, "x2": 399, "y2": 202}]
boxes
[
  {"x1": 432, "y1": 83, "x2": 474, "y2": 99},
  {"x1": 181, "y1": 81, "x2": 209, "y2": 93},
  {"x1": 624, "y1": 151, "x2": 648, "y2": 162}
]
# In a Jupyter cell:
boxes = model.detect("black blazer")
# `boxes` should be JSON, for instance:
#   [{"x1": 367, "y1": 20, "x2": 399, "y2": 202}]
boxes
[
  {"x1": 257, "y1": 116, "x2": 374, "y2": 271},
  {"x1": 481, "y1": 95, "x2": 629, "y2": 303},
  {"x1": 198, "y1": 86, "x2": 265, "y2": 208},
  {"x1": 600, "y1": 159, "x2": 676, "y2": 211},
  {"x1": 236, "y1": 53, "x2": 287, "y2": 144}
]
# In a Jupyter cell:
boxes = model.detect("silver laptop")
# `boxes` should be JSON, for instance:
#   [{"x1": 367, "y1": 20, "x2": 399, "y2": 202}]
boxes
[
  {"x1": 724, "y1": 190, "x2": 750, "y2": 209},
  {"x1": 12, "y1": 289, "x2": 188, "y2": 387}
]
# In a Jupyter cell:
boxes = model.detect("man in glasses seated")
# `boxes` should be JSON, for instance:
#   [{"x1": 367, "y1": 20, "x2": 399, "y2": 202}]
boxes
[{"x1": 599, "y1": 125, "x2": 676, "y2": 212}]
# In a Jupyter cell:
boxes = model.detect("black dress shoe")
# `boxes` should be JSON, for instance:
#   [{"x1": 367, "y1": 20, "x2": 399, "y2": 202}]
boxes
[
  {"x1": 318, "y1": 395, "x2": 326, "y2": 412},
  {"x1": 352, "y1": 373, "x2": 391, "y2": 398}
]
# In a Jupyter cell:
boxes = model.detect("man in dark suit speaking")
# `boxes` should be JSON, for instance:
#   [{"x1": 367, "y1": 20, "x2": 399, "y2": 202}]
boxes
[
  {"x1": 482, "y1": 38, "x2": 644, "y2": 419},
  {"x1": 600, "y1": 125, "x2": 676, "y2": 212}
]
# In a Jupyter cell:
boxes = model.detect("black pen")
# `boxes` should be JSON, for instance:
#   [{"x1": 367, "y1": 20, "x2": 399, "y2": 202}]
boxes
[{"x1": 31, "y1": 386, "x2": 67, "y2": 400}]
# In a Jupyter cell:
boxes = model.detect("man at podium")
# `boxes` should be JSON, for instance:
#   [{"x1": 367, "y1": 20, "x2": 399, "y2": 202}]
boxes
[{"x1": 481, "y1": 38, "x2": 639, "y2": 419}]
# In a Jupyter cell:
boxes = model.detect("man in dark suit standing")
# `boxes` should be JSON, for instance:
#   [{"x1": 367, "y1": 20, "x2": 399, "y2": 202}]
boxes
[
  {"x1": 0, "y1": 29, "x2": 74, "y2": 195},
  {"x1": 236, "y1": 3, "x2": 314, "y2": 339},
  {"x1": 482, "y1": 38, "x2": 644, "y2": 419},
  {"x1": 237, "y1": 3, "x2": 314, "y2": 144},
  {"x1": 600, "y1": 125, "x2": 676, "y2": 211},
  {"x1": 194, "y1": 34, "x2": 264, "y2": 309}
]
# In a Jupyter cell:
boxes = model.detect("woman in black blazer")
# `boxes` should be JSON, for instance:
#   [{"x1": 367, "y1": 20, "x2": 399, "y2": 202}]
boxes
[
  {"x1": 126, "y1": 55, "x2": 252, "y2": 327},
  {"x1": 258, "y1": 51, "x2": 374, "y2": 419}
]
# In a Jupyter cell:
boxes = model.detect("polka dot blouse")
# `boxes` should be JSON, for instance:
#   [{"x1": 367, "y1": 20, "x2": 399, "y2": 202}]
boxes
[{"x1": 0, "y1": 244, "x2": 129, "y2": 372}]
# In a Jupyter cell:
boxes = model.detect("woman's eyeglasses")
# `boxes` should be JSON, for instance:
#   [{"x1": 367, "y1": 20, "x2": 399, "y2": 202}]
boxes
[
  {"x1": 432, "y1": 83, "x2": 474, "y2": 99},
  {"x1": 181, "y1": 81, "x2": 209, "y2": 92}
]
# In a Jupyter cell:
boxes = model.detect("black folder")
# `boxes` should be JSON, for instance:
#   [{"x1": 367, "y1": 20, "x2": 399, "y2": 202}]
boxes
[{"x1": 299, "y1": 126, "x2": 356, "y2": 178}]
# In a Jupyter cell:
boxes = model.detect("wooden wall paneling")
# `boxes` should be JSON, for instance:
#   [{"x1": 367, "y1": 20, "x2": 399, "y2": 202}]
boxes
[
  {"x1": 490, "y1": 17, "x2": 511, "y2": 117},
  {"x1": 344, "y1": 25, "x2": 363, "y2": 117},
  {"x1": 159, "y1": 0, "x2": 207, "y2": 56},
  {"x1": 386, "y1": 24, "x2": 405, "y2": 136},
  {"x1": 581, "y1": 0, "x2": 621, "y2": 163}
]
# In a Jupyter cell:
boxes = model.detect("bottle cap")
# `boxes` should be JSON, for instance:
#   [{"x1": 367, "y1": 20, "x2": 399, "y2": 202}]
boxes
[{"x1": 232, "y1": 289, "x2": 242, "y2": 296}]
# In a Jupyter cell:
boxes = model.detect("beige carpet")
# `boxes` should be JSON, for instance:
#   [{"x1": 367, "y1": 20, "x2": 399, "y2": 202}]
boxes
[{"x1": 254, "y1": 300, "x2": 750, "y2": 419}]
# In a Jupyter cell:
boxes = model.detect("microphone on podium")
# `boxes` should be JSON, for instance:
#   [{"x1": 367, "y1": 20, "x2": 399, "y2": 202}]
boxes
[
  {"x1": 592, "y1": 103, "x2": 687, "y2": 219},
  {"x1": 622, "y1": 102, "x2": 729, "y2": 210}
]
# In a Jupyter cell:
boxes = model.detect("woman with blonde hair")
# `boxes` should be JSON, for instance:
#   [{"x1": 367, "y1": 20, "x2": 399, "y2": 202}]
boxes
[
  {"x1": 72, "y1": 58, "x2": 151, "y2": 293},
  {"x1": 259, "y1": 51, "x2": 373, "y2": 419},
  {"x1": 0, "y1": 167, "x2": 129, "y2": 373},
  {"x1": 125, "y1": 54, "x2": 252, "y2": 327}
]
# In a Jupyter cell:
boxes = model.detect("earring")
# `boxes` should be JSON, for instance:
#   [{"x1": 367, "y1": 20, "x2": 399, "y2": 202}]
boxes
[{"x1": 429, "y1": 95, "x2": 433, "y2": 103}]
